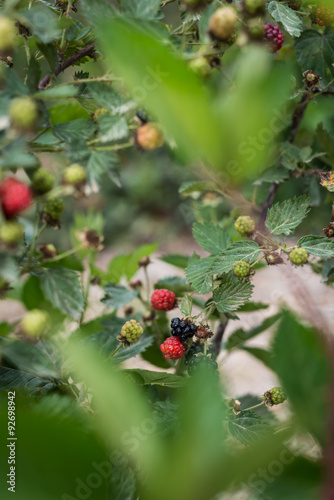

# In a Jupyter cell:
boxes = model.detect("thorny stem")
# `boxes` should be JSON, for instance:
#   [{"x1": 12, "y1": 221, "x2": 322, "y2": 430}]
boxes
[{"x1": 38, "y1": 42, "x2": 96, "y2": 90}]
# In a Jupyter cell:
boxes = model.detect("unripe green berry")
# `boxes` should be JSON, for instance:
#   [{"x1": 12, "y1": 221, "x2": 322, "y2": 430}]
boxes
[
  {"x1": 189, "y1": 57, "x2": 211, "y2": 77},
  {"x1": 63, "y1": 164, "x2": 86, "y2": 185},
  {"x1": 234, "y1": 260, "x2": 251, "y2": 278},
  {"x1": 209, "y1": 7, "x2": 238, "y2": 41},
  {"x1": 234, "y1": 215, "x2": 255, "y2": 236},
  {"x1": 289, "y1": 247, "x2": 308, "y2": 266},
  {"x1": 265, "y1": 387, "x2": 287, "y2": 405},
  {"x1": 247, "y1": 18, "x2": 265, "y2": 39},
  {"x1": 244, "y1": 0, "x2": 266, "y2": 15},
  {"x1": 21, "y1": 309, "x2": 50, "y2": 338},
  {"x1": 32, "y1": 169, "x2": 55, "y2": 194},
  {"x1": 43, "y1": 198, "x2": 65, "y2": 221},
  {"x1": 0, "y1": 17, "x2": 17, "y2": 54},
  {"x1": 120, "y1": 319, "x2": 144, "y2": 344},
  {"x1": 0, "y1": 221, "x2": 23, "y2": 245},
  {"x1": 9, "y1": 97, "x2": 38, "y2": 131}
]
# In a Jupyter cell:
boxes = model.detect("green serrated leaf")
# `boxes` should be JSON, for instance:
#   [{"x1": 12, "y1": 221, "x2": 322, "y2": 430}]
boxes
[
  {"x1": 226, "y1": 313, "x2": 281, "y2": 350},
  {"x1": 212, "y1": 241, "x2": 261, "y2": 275},
  {"x1": 273, "y1": 310, "x2": 330, "y2": 444},
  {"x1": 237, "y1": 301, "x2": 269, "y2": 312},
  {"x1": 155, "y1": 276, "x2": 192, "y2": 295},
  {"x1": 180, "y1": 295, "x2": 193, "y2": 317},
  {"x1": 0, "y1": 253, "x2": 19, "y2": 283},
  {"x1": 316, "y1": 123, "x2": 334, "y2": 166},
  {"x1": 101, "y1": 284, "x2": 139, "y2": 310},
  {"x1": 35, "y1": 85, "x2": 78, "y2": 99},
  {"x1": 120, "y1": 0, "x2": 161, "y2": 20},
  {"x1": 212, "y1": 274, "x2": 254, "y2": 313},
  {"x1": 86, "y1": 150, "x2": 121, "y2": 189},
  {"x1": 192, "y1": 221, "x2": 232, "y2": 255},
  {"x1": 268, "y1": 1, "x2": 302, "y2": 37},
  {"x1": 124, "y1": 369, "x2": 186, "y2": 387},
  {"x1": 280, "y1": 142, "x2": 302, "y2": 170},
  {"x1": 0, "y1": 366, "x2": 58, "y2": 395},
  {"x1": 39, "y1": 268, "x2": 85, "y2": 321},
  {"x1": 159, "y1": 254, "x2": 190, "y2": 269},
  {"x1": 297, "y1": 235, "x2": 334, "y2": 257},
  {"x1": 97, "y1": 115, "x2": 129, "y2": 143},
  {"x1": 265, "y1": 195, "x2": 310, "y2": 235},
  {"x1": 21, "y1": 6, "x2": 61, "y2": 43},
  {"x1": 254, "y1": 165, "x2": 289, "y2": 185},
  {"x1": 52, "y1": 119, "x2": 96, "y2": 144},
  {"x1": 295, "y1": 28, "x2": 334, "y2": 83},
  {"x1": 228, "y1": 411, "x2": 271, "y2": 446},
  {"x1": 185, "y1": 256, "x2": 216, "y2": 294}
]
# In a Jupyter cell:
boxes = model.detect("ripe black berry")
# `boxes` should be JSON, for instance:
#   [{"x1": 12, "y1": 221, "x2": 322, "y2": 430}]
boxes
[{"x1": 171, "y1": 317, "x2": 197, "y2": 342}]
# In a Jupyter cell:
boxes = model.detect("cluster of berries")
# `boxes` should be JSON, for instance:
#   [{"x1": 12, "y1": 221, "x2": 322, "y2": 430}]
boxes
[
  {"x1": 0, "y1": 162, "x2": 88, "y2": 246},
  {"x1": 160, "y1": 317, "x2": 197, "y2": 360},
  {"x1": 315, "y1": 6, "x2": 334, "y2": 26}
]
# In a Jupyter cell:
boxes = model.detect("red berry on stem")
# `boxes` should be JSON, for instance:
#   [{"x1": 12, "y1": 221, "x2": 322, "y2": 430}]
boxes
[
  {"x1": 264, "y1": 23, "x2": 284, "y2": 52},
  {"x1": 0, "y1": 177, "x2": 32, "y2": 218},
  {"x1": 151, "y1": 289, "x2": 176, "y2": 311},
  {"x1": 160, "y1": 336, "x2": 186, "y2": 360}
]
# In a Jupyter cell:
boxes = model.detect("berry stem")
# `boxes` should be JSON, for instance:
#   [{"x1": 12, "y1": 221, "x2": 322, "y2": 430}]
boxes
[
  {"x1": 243, "y1": 401, "x2": 265, "y2": 412},
  {"x1": 90, "y1": 141, "x2": 134, "y2": 152},
  {"x1": 144, "y1": 266, "x2": 151, "y2": 303},
  {"x1": 110, "y1": 343, "x2": 123, "y2": 358},
  {"x1": 44, "y1": 244, "x2": 84, "y2": 263}
]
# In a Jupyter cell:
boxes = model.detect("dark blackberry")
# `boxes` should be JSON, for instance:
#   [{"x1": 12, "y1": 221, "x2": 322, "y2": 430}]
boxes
[{"x1": 170, "y1": 317, "x2": 197, "y2": 341}]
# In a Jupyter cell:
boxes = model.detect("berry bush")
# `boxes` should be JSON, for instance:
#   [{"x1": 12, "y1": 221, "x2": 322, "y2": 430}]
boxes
[{"x1": 0, "y1": 0, "x2": 334, "y2": 499}]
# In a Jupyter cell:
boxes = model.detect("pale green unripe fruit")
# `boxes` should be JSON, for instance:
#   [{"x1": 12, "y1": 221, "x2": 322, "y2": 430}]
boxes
[
  {"x1": 63, "y1": 164, "x2": 86, "y2": 185},
  {"x1": 21, "y1": 309, "x2": 50, "y2": 338},
  {"x1": 0, "y1": 17, "x2": 17, "y2": 53},
  {"x1": 0, "y1": 221, "x2": 23, "y2": 245},
  {"x1": 9, "y1": 97, "x2": 38, "y2": 131},
  {"x1": 209, "y1": 7, "x2": 238, "y2": 41},
  {"x1": 189, "y1": 57, "x2": 211, "y2": 77}
]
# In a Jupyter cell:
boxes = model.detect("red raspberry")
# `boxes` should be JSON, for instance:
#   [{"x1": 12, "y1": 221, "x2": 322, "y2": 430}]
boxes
[
  {"x1": 151, "y1": 289, "x2": 176, "y2": 311},
  {"x1": 264, "y1": 23, "x2": 284, "y2": 52},
  {"x1": 0, "y1": 177, "x2": 32, "y2": 218},
  {"x1": 160, "y1": 336, "x2": 186, "y2": 360},
  {"x1": 315, "y1": 6, "x2": 334, "y2": 26}
]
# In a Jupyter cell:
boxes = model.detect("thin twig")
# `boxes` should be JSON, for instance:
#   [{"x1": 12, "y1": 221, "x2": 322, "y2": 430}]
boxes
[{"x1": 38, "y1": 42, "x2": 96, "y2": 90}]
